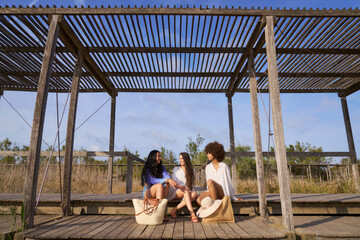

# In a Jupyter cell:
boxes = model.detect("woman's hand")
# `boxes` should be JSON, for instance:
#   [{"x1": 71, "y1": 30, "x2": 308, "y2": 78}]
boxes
[{"x1": 167, "y1": 179, "x2": 178, "y2": 188}]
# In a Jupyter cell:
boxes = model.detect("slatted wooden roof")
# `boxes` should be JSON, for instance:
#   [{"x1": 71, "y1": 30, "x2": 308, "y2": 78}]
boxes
[{"x1": 0, "y1": 6, "x2": 360, "y2": 96}]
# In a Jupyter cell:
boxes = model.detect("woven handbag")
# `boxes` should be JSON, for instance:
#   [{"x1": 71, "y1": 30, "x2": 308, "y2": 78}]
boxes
[{"x1": 132, "y1": 198, "x2": 168, "y2": 225}]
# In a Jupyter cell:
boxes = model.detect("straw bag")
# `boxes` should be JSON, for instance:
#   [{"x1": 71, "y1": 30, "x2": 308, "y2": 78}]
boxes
[
  {"x1": 202, "y1": 196, "x2": 235, "y2": 223},
  {"x1": 132, "y1": 198, "x2": 168, "y2": 225}
]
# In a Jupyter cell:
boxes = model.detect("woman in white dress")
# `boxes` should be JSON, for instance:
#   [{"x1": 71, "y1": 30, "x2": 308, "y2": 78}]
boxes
[
  {"x1": 197, "y1": 141, "x2": 241, "y2": 205},
  {"x1": 168, "y1": 152, "x2": 198, "y2": 223}
]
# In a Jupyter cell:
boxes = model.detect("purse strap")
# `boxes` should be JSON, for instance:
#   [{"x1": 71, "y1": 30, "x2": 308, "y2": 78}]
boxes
[{"x1": 135, "y1": 197, "x2": 160, "y2": 216}]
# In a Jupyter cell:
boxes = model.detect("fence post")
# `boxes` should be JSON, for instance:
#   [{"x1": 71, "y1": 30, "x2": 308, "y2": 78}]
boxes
[{"x1": 126, "y1": 153, "x2": 134, "y2": 194}]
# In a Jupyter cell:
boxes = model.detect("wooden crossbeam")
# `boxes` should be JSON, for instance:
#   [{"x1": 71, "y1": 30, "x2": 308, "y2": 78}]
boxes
[
  {"x1": 56, "y1": 18, "x2": 116, "y2": 96},
  {"x1": 0, "y1": 86, "x2": 342, "y2": 93},
  {"x1": 2, "y1": 47, "x2": 360, "y2": 54},
  {"x1": 226, "y1": 17, "x2": 266, "y2": 97},
  {"x1": 3, "y1": 71, "x2": 360, "y2": 78},
  {"x1": 338, "y1": 81, "x2": 360, "y2": 97},
  {"x1": 1, "y1": 7, "x2": 360, "y2": 17}
]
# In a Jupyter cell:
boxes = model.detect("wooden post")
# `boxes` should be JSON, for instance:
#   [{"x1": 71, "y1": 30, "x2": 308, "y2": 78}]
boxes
[
  {"x1": 62, "y1": 52, "x2": 83, "y2": 217},
  {"x1": 227, "y1": 96, "x2": 237, "y2": 191},
  {"x1": 107, "y1": 95, "x2": 116, "y2": 194},
  {"x1": 340, "y1": 96, "x2": 360, "y2": 191},
  {"x1": 248, "y1": 50, "x2": 267, "y2": 218},
  {"x1": 265, "y1": 16, "x2": 294, "y2": 231},
  {"x1": 23, "y1": 14, "x2": 61, "y2": 229},
  {"x1": 126, "y1": 154, "x2": 134, "y2": 193}
]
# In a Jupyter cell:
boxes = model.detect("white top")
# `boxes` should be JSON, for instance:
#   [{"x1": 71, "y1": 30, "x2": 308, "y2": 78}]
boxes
[
  {"x1": 205, "y1": 162, "x2": 236, "y2": 200},
  {"x1": 172, "y1": 166, "x2": 195, "y2": 188}
]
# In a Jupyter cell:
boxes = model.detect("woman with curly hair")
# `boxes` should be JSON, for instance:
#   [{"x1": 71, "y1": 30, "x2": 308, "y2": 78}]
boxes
[
  {"x1": 197, "y1": 141, "x2": 241, "y2": 205},
  {"x1": 167, "y1": 152, "x2": 198, "y2": 222},
  {"x1": 141, "y1": 150, "x2": 178, "y2": 203}
]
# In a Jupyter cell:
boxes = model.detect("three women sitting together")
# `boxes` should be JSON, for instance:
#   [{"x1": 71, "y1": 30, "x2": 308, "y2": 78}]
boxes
[{"x1": 141, "y1": 141, "x2": 240, "y2": 223}]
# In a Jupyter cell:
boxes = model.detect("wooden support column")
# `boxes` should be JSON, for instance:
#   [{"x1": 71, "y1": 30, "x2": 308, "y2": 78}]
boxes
[
  {"x1": 126, "y1": 153, "x2": 134, "y2": 194},
  {"x1": 340, "y1": 96, "x2": 360, "y2": 191},
  {"x1": 265, "y1": 16, "x2": 294, "y2": 231},
  {"x1": 227, "y1": 96, "x2": 237, "y2": 190},
  {"x1": 24, "y1": 14, "x2": 61, "y2": 229},
  {"x1": 107, "y1": 95, "x2": 116, "y2": 194},
  {"x1": 62, "y1": 52, "x2": 83, "y2": 217},
  {"x1": 248, "y1": 50, "x2": 267, "y2": 218}
]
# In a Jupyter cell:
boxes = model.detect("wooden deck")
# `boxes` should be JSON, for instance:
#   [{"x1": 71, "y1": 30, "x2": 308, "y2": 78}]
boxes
[
  {"x1": 271, "y1": 215, "x2": 360, "y2": 239},
  {"x1": 0, "y1": 215, "x2": 56, "y2": 240},
  {"x1": 10, "y1": 215, "x2": 360, "y2": 240},
  {"x1": 2, "y1": 193, "x2": 360, "y2": 215},
  {"x1": 15, "y1": 215, "x2": 288, "y2": 240}
]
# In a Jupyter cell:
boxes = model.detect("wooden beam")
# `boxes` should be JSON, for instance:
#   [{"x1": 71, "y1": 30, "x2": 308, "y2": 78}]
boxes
[
  {"x1": 1, "y1": 7, "x2": 360, "y2": 17},
  {"x1": 0, "y1": 86, "x2": 343, "y2": 94},
  {"x1": 2, "y1": 46, "x2": 360, "y2": 55},
  {"x1": 227, "y1": 96, "x2": 237, "y2": 191},
  {"x1": 248, "y1": 50, "x2": 267, "y2": 218},
  {"x1": 24, "y1": 14, "x2": 61, "y2": 229},
  {"x1": 340, "y1": 96, "x2": 360, "y2": 192},
  {"x1": 0, "y1": 150, "x2": 127, "y2": 157},
  {"x1": 226, "y1": 17, "x2": 266, "y2": 97},
  {"x1": 256, "y1": 72, "x2": 360, "y2": 78},
  {"x1": 339, "y1": 81, "x2": 360, "y2": 97},
  {"x1": 57, "y1": 18, "x2": 116, "y2": 96},
  {"x1": 265, "y1": 15, "x2": 294, "y2": 232},
  {"x1": 107, "y1": 95, "x2": 116, "y2": 194},
  {"x1": 229, "y1": 151, "x2": 352, "y2": 158},
  {"x1": 126, "y1": 154, "x2": 134, "y2": 194},
  {"x1": 62, "y1": 52, "x2": 83, "y2": 217},
  {"x1": 3, "y1": 71, "x2": 360, "y2": 79}
]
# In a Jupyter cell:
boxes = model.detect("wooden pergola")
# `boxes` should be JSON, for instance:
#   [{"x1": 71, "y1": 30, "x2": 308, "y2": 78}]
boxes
[{"x1": 1, "y1": 6, "x2": 360, "y2": 232}]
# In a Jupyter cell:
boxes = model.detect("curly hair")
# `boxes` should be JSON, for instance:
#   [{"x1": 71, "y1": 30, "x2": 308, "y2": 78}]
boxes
[
  {"x1": 204, "y1": 141, "x2": 225, "y2": 162},
  {"x1": 180, "y1": 152, "x2": 194, "y2": 190},
  {"x1": 141, "y1": 150, "x2": 163, "y2": 186}
]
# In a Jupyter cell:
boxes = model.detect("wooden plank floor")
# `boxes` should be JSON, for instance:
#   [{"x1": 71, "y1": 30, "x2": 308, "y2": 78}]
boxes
[
  {"x1": 272, "y1": 215, "x2": 360, "y2": 239},
  {"x1": 0, "y1": 215, "x2": 57, "y2": 239},
  {"x1": 18, "y1": 215, "x2": 287, "y2": 240}
]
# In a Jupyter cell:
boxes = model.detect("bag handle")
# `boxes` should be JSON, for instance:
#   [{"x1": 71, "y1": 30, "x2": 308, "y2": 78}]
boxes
[{"x1": 135, "y1": 196, "x2": 160, "y2": 216}]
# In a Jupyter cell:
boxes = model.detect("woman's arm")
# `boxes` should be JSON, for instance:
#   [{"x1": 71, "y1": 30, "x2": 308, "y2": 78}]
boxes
[{"x1": 223, "y1": 163, "x2": 237, "y2": 200}]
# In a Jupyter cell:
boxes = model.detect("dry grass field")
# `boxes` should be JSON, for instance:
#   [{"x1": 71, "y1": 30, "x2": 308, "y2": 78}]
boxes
[{"x1": 0, "y1": 164, "x2": 357, "y2": 194}]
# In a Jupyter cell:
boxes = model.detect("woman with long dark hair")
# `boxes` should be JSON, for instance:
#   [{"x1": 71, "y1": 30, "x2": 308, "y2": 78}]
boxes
[
  {"x1": 168, "y1": 152, "x2": 198, "y2": 223},
  {"x1": 141, "y1": 150, "x2": 178, "y2": 200}
]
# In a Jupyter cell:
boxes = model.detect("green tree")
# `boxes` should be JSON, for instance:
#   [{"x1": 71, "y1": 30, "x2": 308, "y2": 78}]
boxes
[
  {"x1": 185, "y1": 134, "x2": 205, "y2": 163},
  {"x1": 286, "y1": 141, "x2": 329, "y2": 164},
  {"x1": 0, "y1": 138, "x2": 16, "y2": 164},
  {"x1": 230, "y1": 144, "x2": 256, "y2": 179},
  {"x1": 160, "y1": 147, "x2": 177, "y2": 165}
]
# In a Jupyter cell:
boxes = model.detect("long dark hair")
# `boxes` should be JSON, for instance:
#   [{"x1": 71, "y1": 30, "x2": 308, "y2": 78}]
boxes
[
  {"x1": 180, "y1": 152, "x2": 195, "y2": 190},
  {"x1": 141, "y1": 150, "x2": 164, "y2": 186}
]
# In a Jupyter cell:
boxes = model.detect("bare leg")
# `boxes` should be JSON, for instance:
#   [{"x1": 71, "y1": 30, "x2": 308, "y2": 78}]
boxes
[
  {"x1": 183, "y1": 188, "x2": 195, "y2": 215},
  {"x1": 148, "y1": 183, "x2": 168, "y2": 199},
  {"x1": 172, "y1": 189, "x2": 197, "y2": 213},
  {"x1": 207, "y1": 179, "x2": 224, "y2": 200},
  {"x1": 163, "y1": 183, "x2": 170, "y2": 198},
  {"x1": 197, "y1": 191, "x2": 211, "y2": 205}
]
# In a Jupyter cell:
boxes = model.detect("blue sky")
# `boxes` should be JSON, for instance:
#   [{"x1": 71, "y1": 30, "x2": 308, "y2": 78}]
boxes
[{"x1": 1, "y1": 0, "x2": 360, "y2": 161}]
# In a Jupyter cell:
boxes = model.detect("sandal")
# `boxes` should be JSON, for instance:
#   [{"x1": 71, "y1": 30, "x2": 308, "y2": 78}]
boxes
[
  {"x1": 190, "y1": 214, "x2": 198, "y2": 223},
  {"x1": 169, "y1": 209, "x2": 177, "y2": 218},
  {"x1": 163, "y1": 215, "x2": 169, "y2": 222}
]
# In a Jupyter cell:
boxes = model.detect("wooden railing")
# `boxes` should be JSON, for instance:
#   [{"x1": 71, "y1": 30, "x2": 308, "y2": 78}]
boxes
[{"x1": 1, "y1": 150, "x2": 357, "y2": 193}]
